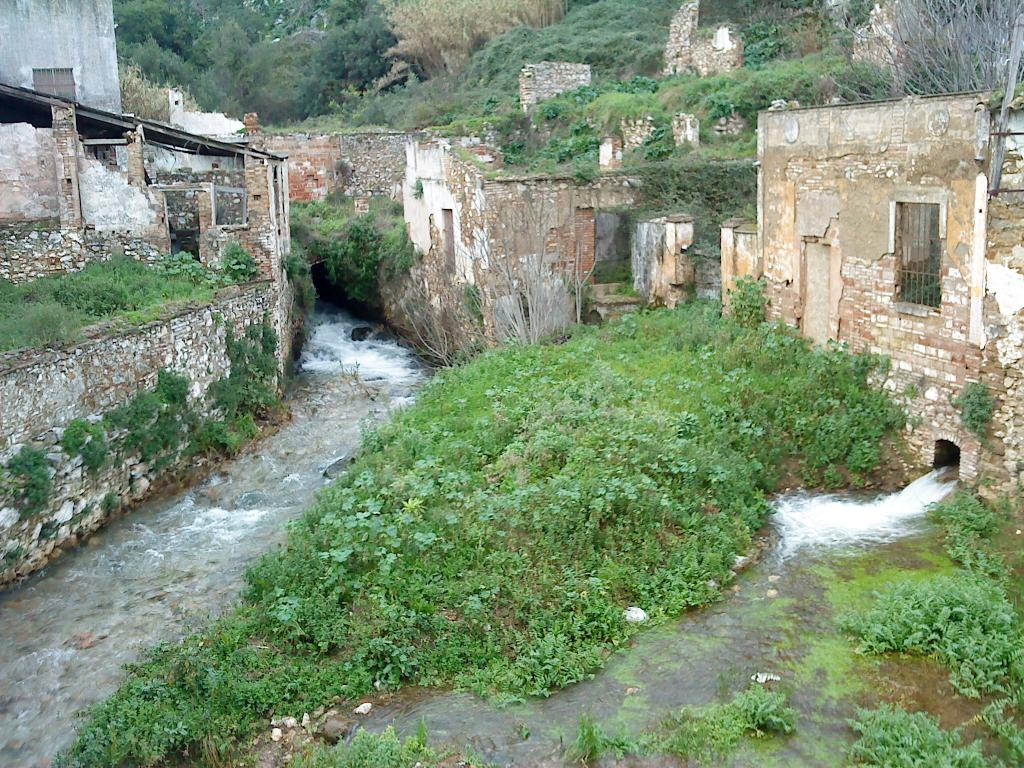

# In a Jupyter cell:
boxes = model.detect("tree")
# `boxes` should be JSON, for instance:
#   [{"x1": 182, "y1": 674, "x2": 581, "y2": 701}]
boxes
[{"x1": 849, "y1": 0, "x2": 1024, "y2": 95}]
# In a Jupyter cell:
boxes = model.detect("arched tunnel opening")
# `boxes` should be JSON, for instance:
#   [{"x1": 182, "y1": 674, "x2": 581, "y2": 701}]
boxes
[
  {"x1": 933, "y1": 439, "x2": 961, "y2": 470},
  {"x1": 310, "y1": 261, "x2": 386, "y2": 322}
]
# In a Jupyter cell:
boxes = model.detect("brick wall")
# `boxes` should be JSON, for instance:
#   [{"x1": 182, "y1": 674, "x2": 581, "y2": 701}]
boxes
[
  {"x1": 758, "y1": 93, "x2": 1023, "y2": 489},
  {"x1": 263, "y1": 131, "x2": 418, "y2": 202}
]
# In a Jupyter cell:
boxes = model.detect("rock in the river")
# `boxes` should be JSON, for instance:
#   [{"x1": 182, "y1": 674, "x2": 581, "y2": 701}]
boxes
[
  {"x1": 323, "y1": 456, "x2": 351, "y2": 479},
  {"x1": 350, "y1": 326, "x2": 374, "y2": 342},
  {"x1": 623, "y1": 606, "x2": 648, "y2": 623},
  {"x1": 318, "y1": 715, "x2": 355, "y2": 744},
  {"x1": 353, "y1": 702, "x2": 373, "y2": 715}
]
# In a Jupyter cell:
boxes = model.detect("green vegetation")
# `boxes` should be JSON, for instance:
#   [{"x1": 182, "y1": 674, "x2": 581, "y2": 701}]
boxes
[
  {"x1": 65, "y1": 304, "x2": 904, "y2": 766},
  {"x1": 954, "y1": 382, "x2": 996, "y2": 441},
  {"x1": 842, "y1": 491, "x2": 1024, "y2": 764},
  {"x1": 848, "y1": 705, "x2": 989, "y2": 768},
  {"x1": 2, "y1": 447, "x2": 52, "y2": 516},
  {"x1": 0, "y1": 252, "x2": 265, "y2": 353},
  {"x1": 291, "y1": 198, "x2": 415, "y2": 309},
  {"x1": 62, "y1": 419, "x2": 110, "y2": 475},
  {"x1": 566, "y1": 685, "x2": 797, "y2": 763},
  {"x1": 292, "y1": 727, "x2": 445, "y2": 768},
  {"x1": 728, "y1": 276, "x2": 768, "y2": 328}
]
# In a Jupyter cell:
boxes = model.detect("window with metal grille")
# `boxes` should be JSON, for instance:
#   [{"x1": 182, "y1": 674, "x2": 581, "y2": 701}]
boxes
[
  {"x1": 33, "y1": 68, "x2": 76, "y2": 100},
  {"x1": 896, "y1": 202, "x2": 943, "y2": 308}
]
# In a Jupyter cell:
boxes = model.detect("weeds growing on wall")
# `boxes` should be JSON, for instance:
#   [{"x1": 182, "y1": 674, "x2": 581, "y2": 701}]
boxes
[
  {"x1": 954, "y1": 382, "x2": 995, "y2": 442},
  {"x1": 2, "y1": 447, "x2": 52, "y2": 516},
  {"x1": 65, "y1": 304, "x2": 904, "y2": 767},
  {"x1": 62, "y1": 419, "x2": 109, "y2": 475}
]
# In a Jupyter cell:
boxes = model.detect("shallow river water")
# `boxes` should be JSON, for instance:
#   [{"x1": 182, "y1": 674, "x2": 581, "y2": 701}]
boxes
[{"x1": 0, "y1": 305, "x2": 424, "y2": 767}]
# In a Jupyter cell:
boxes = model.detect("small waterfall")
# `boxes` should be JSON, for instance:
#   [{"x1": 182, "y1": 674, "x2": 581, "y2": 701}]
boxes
[{"x1": 772, "y1": 469, "x2": 958, "y2": 559}]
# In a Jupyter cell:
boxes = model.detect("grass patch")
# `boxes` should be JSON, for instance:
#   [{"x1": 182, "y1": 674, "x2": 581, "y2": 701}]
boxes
[
  {"x1": 0, "y1": 254, "x2": 260, "y2": 353},
  {"x1": 64, "y1": 304, "x2": 904, "y2": 766},
  {"x1": 291, "y1": 726, "x2": 445, "y2": 768},
  {"x1": 848, "y1": 705, "x2": 989, "y2": 768}
]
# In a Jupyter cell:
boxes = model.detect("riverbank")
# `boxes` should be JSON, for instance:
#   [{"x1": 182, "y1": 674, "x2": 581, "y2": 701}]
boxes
[
  {"x1": 0, "y1": 307, "x2": 424, "y2": 767},
  {"x1": 63, "y1": 303, "x2": 909, "y2": 767}
]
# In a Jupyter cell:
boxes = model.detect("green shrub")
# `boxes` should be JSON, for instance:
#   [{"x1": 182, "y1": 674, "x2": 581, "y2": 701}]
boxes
[
  {"x1": 931, "y1": 492, "x2": 1008, "y2": 579},
  {"x1": 741, "y1": 19, "x2": 793, "y2": 69},
  {"x1": 154, "y1": 251, "x2": 214, "y2": 286},
  {"x1": 284, "y1": 250, "x2": 317, "y2": 315},
  {"x1": 841, "y1": 575, "x2": 1021, "y2": 698},
  {"x1": 729, "y1": 277, "x2": 768, "y2": 328},
  {"x1": 0, "y1": 300, "x2": 83, "y2": 350},
  {"x1": 953, "y1": 382, "x2": 995, "y2": 441},
  {"x1": 62, "y1": 419, "x2": 109, "y2": 474},
  {"x1": 848, "y1": 705, "x2": 989, "y2": 768},
  {"x1": 219, "y1": 243, "x2": 260, "y2": 284},
  {"x1": 5, "y1": 446, "x2": 52, "y2": 514},
  {"x1": 66, "y1": 305, "x2": 902, "y2": 767},
  {"x1": 291, "y1": 727, "x2": 441, "y2": 768},
  {"x1": 584, "y1": 91, "x2": 668, "y2": 133}
]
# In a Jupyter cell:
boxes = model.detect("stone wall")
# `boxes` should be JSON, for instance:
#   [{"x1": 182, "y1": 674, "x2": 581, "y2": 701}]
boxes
[
  {"x1": 0, "y1": 124, "x2": 59, "y2": 221},
  {"x1": 0, "y1": 223, "x2": 165, "y2": 284},
  {"x1": 0, "y1": 281, "x2": 290, "y2": 584},
  {"x1": 633, "y1": 215, "x2": 696, "y2": 308},
  {"x1": 664, "y1": 2, "x2": 743, "y2": 77},
  {"x1": 263, "y1": 131, "x2": 418, "y2": 202},
  {"x1": 519, "y1": 62, "x2": 592, "y2": 112},
  {"x1": 758, "y1": 93, "x2": 1024, "y2": 490},
  {"x1": 400, "y1": 138, "x2": 640, "y2": 346}
]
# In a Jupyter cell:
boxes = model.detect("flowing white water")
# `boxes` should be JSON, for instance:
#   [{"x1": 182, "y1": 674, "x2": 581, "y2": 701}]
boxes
[{"x1": 772, "y1": 469, "x2": 958, "y2": 559}]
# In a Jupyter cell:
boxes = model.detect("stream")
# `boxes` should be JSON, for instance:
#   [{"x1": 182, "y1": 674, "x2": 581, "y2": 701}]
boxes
[
  {"x1": 0, "y1": 305, "x2": 424, "y2": 767},
  {"x1": 0, "y1": 311, "x2": 960, "y2": 767}
]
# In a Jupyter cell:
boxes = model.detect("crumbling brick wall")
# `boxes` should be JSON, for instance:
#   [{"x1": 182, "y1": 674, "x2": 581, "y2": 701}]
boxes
[
  {"x1": 519, "y1": 62, "x2": 592, "y2": 112},
  {"x1": 263, "y1": 131, "x2": 419, "y2": 202}
]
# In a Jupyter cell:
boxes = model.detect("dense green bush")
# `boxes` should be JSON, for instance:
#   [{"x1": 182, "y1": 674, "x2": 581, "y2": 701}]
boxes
[
  {"x1": 848, "y1": 705, "x2": 989, "y2": 768},
  {"x1": 931, "y1": 492, "x2": 1008, "y2": 579},
  {"x1": 292, "y1": 200, "x2": 415, "y2": 309},
  {"x1": 66, "y1": 305, "x2": 904, "y2": 766},
  {"x1": 219, "y1": 243, "x2": 260, "y2": 284},
  {"x1": 728, "y1": 277, "x2": 768, "y2": 328},
  {"x1": 4, "y1": 447, "x2": 52, "y2": 514},
  {"x1": 842, "y1": 574, "x2": 1021, "y2": 698},
  {"x1": 62, "y1": 419, "x2": 109, "y2": 475}
]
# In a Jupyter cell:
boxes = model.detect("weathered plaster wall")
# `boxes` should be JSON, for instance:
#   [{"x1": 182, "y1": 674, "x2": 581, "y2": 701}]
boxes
[
  {"x1": 0, "y1": 124, "x2": 59, "y2": 221},
  {"x1": 758, "y1": 93, "x2": 1024, "y2": 489},
  {"x1": 0, "y1": 281, "x2": 292, "y2": 584},
  {"x1": 720, "y1": 217, "x2": 759, "y2": 309},
  {"x1": 78, "y1": 156, "x2": 166, "y2": 235},
  {"x1": 0, "y1": 0, "x2": 122, "y2": 112},
  {"x1": 168, "y1": 89, "x2": 244, "y2": 138},
  {"x1": 263, "y1": 131, "x2": 419, "y2": 202},
  {"x1": 633, "y1": 215, "x2": 696, "y2": 308},
  {"x1": 519, "y1": 62, "x2": 592, "y2": 112}
]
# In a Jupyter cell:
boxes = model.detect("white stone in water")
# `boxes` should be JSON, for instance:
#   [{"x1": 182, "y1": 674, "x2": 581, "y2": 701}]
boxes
[
  {"x1": 751, "y1": 672, "x2": 781, "y2": 684},
  {"x1": 623, "y1": 606, "x2": 648, "y2": 623},
  {"x1": 353, "y1": 702, "x2": 373, "y2": 715}
]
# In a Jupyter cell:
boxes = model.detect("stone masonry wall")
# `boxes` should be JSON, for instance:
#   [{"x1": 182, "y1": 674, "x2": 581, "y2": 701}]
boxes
[
  {"x1": 0, "y1": 281, "x2": 288, "y2": 584},
  {"x1": 664, "y1": 2, "x2": 743, "y2": 77},
  {"x1": 519, "y1": 62, "x2": 592, "y2": 112},
  {"x1": 0, "y1": 223, "x2": 165, "y2": 284},
  {"x1": 263, "y1": 131, "x2": 419, "y2": 202}
]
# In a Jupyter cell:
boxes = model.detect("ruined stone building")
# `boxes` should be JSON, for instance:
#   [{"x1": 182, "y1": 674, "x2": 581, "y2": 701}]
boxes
[
  {"x1": 739, "y1": 93, "x2": 1024, "y2": 491},
  {"x1": 519, "y1": 62, "x2": 593, "y2": 113},
  {"x1": 402, "y1": 138, "x2": 640, "y2": 337},
  {"x1": 0, "y1": 83, "x2": 290, "y2": 283},
  {"x1": 0, "y1": 0, "x2": 122, "y2": 113},
  {"x1": 664, "y1": 1, "x2": 743, "y2": 78}
]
